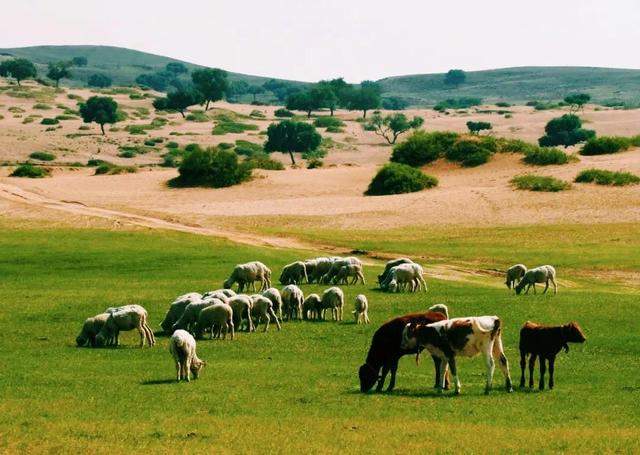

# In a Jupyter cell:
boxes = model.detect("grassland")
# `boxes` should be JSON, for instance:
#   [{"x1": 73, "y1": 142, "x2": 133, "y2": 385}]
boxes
[{"x1": 0, "y1": 222, "x2": 638, "y2": 453}]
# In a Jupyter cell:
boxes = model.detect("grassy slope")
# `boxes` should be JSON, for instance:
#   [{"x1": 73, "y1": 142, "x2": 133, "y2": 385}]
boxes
[{"x1": 0, "y1": 225, "x2": 638, "y2": 452}]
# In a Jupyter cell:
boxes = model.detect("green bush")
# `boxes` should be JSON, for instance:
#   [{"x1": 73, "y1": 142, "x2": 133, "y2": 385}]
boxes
[
  {"x1": 218, "y1": 142, "x2": 234, "y2": 150},
  {"x1": 325, "y1": 125, "x2": 344, "y2": 133},
  {"x1": 307, "y1": 158, "x2": 324, "y2": 169},
  {"x1": 580, "y1": 136, "x2": 631, "y2": 155},
  {"x1": 10, "y1": 163, "x2": 50, "y2": 178},
  {"x1": 32, "y1": 103, "x2": 52, "y2": 110},
  {"x1": 211, "y1": 119, "x2": 259, "y2": 135},
  {"x1": 186, "y1": 111, "x2": 209, "y2": 122},
  {"x1": 40, "y1": 118, "x2": 59, "y2": 125},
  {"x1": 94, "y1": 163, "x2": 137, "y2": 175},
  {"x1": 434, "y1": 98, "x2": 482, "y2": 111},
  {"x1": 446, "y1": 139, "x2": 492, "y2": 167},
  {"x1": 234, "y1": 140, "x2": 264, "y2": 157},
  {"x1": 313, "y1": 116, "x2": 345, "y2": 128},
  {"x1": 523, "y1": 147, "x2": 570, "y2": 165},
  {"x1": 365, "y1": 163, "x2": 438, "y2": 196},
  {"x1": 166, "y1": 141, "x2": 179, "y2": 149},
  {"x1": 510, "y1": 174, "x2": 570, "y2": 192},
  {"x1": 87, "y1": 159, "x2": 108, "y2": 167},
  {"x1": 575, "y1": 168, "x2": 640, "y2": 186},
  {"x1": 29, "y1": 151, "x2": 56, "y2": 161},
  {"x1": 171, "y1": 146, "x2": 252, "y2": 188},
  {"x1": 55, "y1": 115, "x2": 77, "y2": 121},
  {"x1": 495, "y1": 102, "x2": 511, "y2": 107},
  {"x1": 274, "y1": 108, "x2": 294, "y2": 118},
  {"x1": 118, "y1": 150, "x2": 136, "y2": 158},
  {"x1": 250, "y1": 110, "x2": 266, "y2": 118},
  {"x1": 391, "y1": 130, "x2": 459, "y2": 167},
  {"x1": 245, "y1": 153, "x2": 284, "y2": 170}
]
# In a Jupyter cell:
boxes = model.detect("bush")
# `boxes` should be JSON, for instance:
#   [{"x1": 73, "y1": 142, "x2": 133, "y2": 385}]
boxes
[
  {"x1": 186, "y1": 111, "x2": 209, "y2": 122},
  {"x1": 495, "y1": 102, "x2": 511, "y2": 107},
  {"x1": 211, "y1": 119, "x2": 259, "y2": 135},
  {"x1": 510, "y1": 174, "x2": 570, "y2": 192},
  {"x1": 365, "y1": 163, "x2": 438, "y2": 196},
  {"x1": 40, "y1": 118, "x2": 59, "y2": 125},
  {"x1": 250, "y1": 110, "x2": 266, "y2": 118},
  {"x1": 33, "y1": 103, "x2": 52, "y2": 110},
  {"x1": 523, "y1": 147, "x2": 570, "y2": 165},
  {"x1": 391, "y1": 130, "x2": 459, "y2": 167},
  {"x1": 218, "y1": 142, "x2": 234, "y2": 150},
  {"x1": 55, "y1": 115, "x2": 77, "y2": 121},
  {"x1": 306, "y1": 158, "x2": 324, "y2": 169},
  {"x1": 166, "y1": 141, "x2": 179, "y2": 149},
  {"x1": 445, "y1": 139, "x2": 492, "y2": 167},
  {"x1": 118, "y1": 150, "x2": 136, "y2": 158},
  {"x1": 94, "y1": 163, "x2": 137, "y2": 175},
  {"x1": 245, "y1": 153, "x2": 285, "y2": 170},
  {"x1": 575, "y1": 168, "x2": 640, "y2": 186},
  {"x1": 234, "y1": 140, "x2": 263, "y2": 157},
  {"x1": 580, "y1": 136, "x2": 631, "y2": 155},
  {"x1": 274, "y1": 108, "x2": 294, "y2": 118},
  {"x1": 325, "y1": 125, "x2": 344, "y2": 133},
  {"x1": 10, "y1": 164, "x2": 50, "y2": 178},
  {"x1": 434, "y1": 98, "x2": 482, "y2": 111},
  {"x1": 538, "y1": 114, "x2": 595, "y2": 148},
  {"x1": 171, "y1": 146, "x2": 252, "y2": 188},
  {"x1": 29, "y1": 151, "x2": 56, "y2": 161},
  {"x1": 466, "y1": 121, "x2": 492, "y2": 134},
  {"x1": 313, "y1": 116, "x2": 345, "y2": 128}
]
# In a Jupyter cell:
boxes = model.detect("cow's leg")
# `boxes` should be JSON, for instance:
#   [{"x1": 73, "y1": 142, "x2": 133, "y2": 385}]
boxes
[
  {"x1": 533, "y1": 283, "x2": 537, "y2": 294},
  {"x1": 432, "y1": 355, "x2": 445, "y2": 389},
  {"x1": 386, "y1": 359, "x2": 399, "y2": 392},
  {"x1": 436, "y1": 357, "x2": 447, "y2": 393},
  {"x1": 493, "y1": 334, "x2": 513, "y2": 392},
  {"x1": 447, "y1": 357, "x2": 461, "y2": 395},
  {"x1": 548, "y1": 355, "x2": 555, "y2": 389},
  {"x1": 519, "y1": 351, "x2": 527, "y2": 388},
  {"x1": 377, "y1": 365, "x2": 390, "y2": 392},
  {"x1": 538, "y1": 357, "x2": 547, "y2": 390},
  {"x1": 484, "y1": 343, "x2": 496, "y2": 395},
  {"x1": 528, "y1": 354, "x2": 537, "y2": 388}
]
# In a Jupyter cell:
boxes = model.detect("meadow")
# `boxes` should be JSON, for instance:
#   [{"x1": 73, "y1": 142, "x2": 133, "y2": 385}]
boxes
[{"x1": 1, "y1": 222, "x2": 638, "y2": 453}]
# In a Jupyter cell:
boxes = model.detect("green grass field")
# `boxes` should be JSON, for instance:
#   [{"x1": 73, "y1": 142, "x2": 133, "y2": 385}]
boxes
[{"x1": 1, "y1": 224, "x2": 638, "y2": 452}]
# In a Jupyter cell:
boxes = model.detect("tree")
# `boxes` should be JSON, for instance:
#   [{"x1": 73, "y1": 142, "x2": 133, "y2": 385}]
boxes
[
  {"x1": 538, "y1": 114, "x2": 595, "y2": 148},
  {"x1": 72, "y1": 56, "x2": 88, "y2": 67},
  {"x1": 466, "y1": 121, "x2": 492, "y2": 134},
  {"x1": 46, "y1": 61, "x2": 72, "y2": 87},
  {"x1": 264, "y1": 120, "x2": 322, "y2": 165},
  {"x1": 174, "y1": 145, "x2": 252, "y2": 188},
  {"x1": 444, "y1": 69, "x2": 466, "y2": 88},
  {"x1": 79, "y1": 96, "x2": 118, "y2": 135},
  {"x1": 136, "y1": 72, "x2": 170, "y2": 91},
  {"x1": 347, "y1": 82, "x2": 381, "y2": 118},
  {"x1": 166, "y1": 62, "x2": 188, "y2": 75},
  {"x1": 286, "y1": 91, "x2": 322, "y2": 118},
  {"x1": 87, "y1": 73, "x2": 112, "y2": 88},
  {"x1": 247, "y1": 85, "x2": 264, "y2": 102},
  {"x1": 191, "y1": 68, "x2": 228, "y2": 110},
  {"x1": 228, "y1": 80, "x2": 250, "y2": 100},
  {"x1": 564, "y1": 93, "x2": 591, "y2": 113},
  {"x1": 153, "y1": 89, "x2": 200, "y2": 117},
  {"x1": 382, "y1": 97, "x2": 409, "y2": 110},
  {"x1": 313, "y1": 82, "x2": 339, "y2": 116},
  {"x1": 365, "y1": 113, "x2": 424, "y2": 144},
  {"x1": 0, "y1": 58, "x2": 37, "y2": 86}
]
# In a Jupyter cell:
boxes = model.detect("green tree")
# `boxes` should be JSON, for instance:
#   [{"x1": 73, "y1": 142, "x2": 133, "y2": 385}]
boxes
[
  {"x1": 538, "y1": 114, "x2": 595, "y2": 148},
  {"x1": 347, "y1": 81, "x2": 381, "y2": 118},
  {"x1": 466, "y1": 121, "x2": 492, "y2": 134},
  {"x1": 72, "y1": 56, "x2": 88, "y2": 67},
  {"x1": 153, "y1": 89, "x2": 201, "y2": 117},
  {"x1": 166, "y1": 62, "x2": 188, "y2": 75},
  {"x1": 46, "y1": 61, "x2": 72, "y2": 87},
  {"x1": 175, "y1": 146, "x2": 251, "y2": 188},
  {"x1": 136, "y1": 73, "x2": 171, "y2": 91},
  {"x1": 264, "y1": 120, "x2": 322, "y2": 165},
  {"x1": 87, "y1": 73, "x2": 112, "y2": 88},
  {"x1": 191, "y1": 68, "x2": 228, "y2": 110},
  {"x1": 0, "y1": 58, "x2": 37, "y2": 86},
  {"x1": 228, "y1": 80, "x2": 250, "y2": 100},
  {"x1": 248, "y1": 85, "x2": 264, "y2": 102},
  {"x1": 444, "y1": 69, "x2": 466, "y2": 87},
  {"x1": 79, "y1": 96, "x2": 118, "y2": 134},
  {"x1": 564, "y1": 93, "x2": 591, "y2": 113},
  {"x1": 315, "y1": 80, "x2": 344, "y2": 115},
  {"x1": 286, "y1": 91, "x2": 322, "y2": 118},
  {"x1": 365, "y1": 113, "x2": 424, "y2": 144}
]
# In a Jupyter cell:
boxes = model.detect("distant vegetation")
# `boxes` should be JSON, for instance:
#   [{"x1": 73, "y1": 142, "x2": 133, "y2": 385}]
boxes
[
  {"x1": 580, "y1": 136, "x2": 640, "y2": 155},
  {"x1": 575, "y1": 168, "x2": 640, "y2": 186},
  {"x1": 29, "y1": 151, "x2": 56, "y2": 161},
  {"x1": 79, "y1": 96, "x2": 119, "y2": 134},
  {"x1": 444, "y1": 69, "x2": 466, "y2": 88},
  {"x1": 363, "y1": 113, "x2": 423, "y2": 144},
  {"x1": 522, "y1": 147, "x2": 570, "y2": 165},
  {"x1": 10, "y1": 163, "x2": 50, "y2": 178},
  {"x1": 87, "y1": 73, "x2": 112, "y2": 88},
  {"x1": 511, "y1": 174, "x2": 571, "y2": 192},
  {"x1": 466, "y1": 121, "x2": 492, "y2": 134},
  {"x1": 264, "y1": 120, "x2": 321, "y2": 165},
  {"x1": 391, "y1": 130, "x2": 458, "y2": 166},
  {"x1": 434, "y1": 98, "x2": 482, "y2": 111},
  {"x1": 170, "y1": 145, "x2": 252, "y2": 188},
  {"x1": 365, "y1": 163, "x2": 438, "y2": 196}
]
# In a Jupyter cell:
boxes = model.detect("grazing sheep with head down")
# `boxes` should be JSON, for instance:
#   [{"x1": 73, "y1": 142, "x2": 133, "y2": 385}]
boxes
[
  {"x1": 378, "y1": 258, "x2": 414, "y2": 286},
  {"x1": 172, "y1": 299, "x2": 219, "y2": 333},
  {"x1": 353, "y1": 294, "x2": 370, "y2": 324},
  {"x1": 382, "y1": 263, "x2": 427, "y2": 293},
  {"x1": 196, "y1": 303, "x2": 234, "y2": 340},
  {"x1": 279, "y1": 261, "x2": 308, "y2": 285},
  {"x1": 318, "y1": 287, "x2": 345, "y2": 321},
  {"x1": 76, "y1": 313, "x2": 113, "y2": 347},
  {"x1": 428, "y1": 304, "x2": 449, "y2": 319},
  {"x1": 309, "y1": 257, "x2": 336, "y2": 283},
  {"x1": 303, "y1": 259, "x2": 318, "y2": 283},
  {"x1": 321, "y1": 257, "x2": 363, "y2": 284},
  {"x1": 515, "y1": 265, "x2": 557, "y2": 295},
  {"x1": 96, "y1": 304, "x2": 155, "y2": 348},
  {"x1": 302, "y1": 293, "x2": 321, "y2": 320},
  {"x1": 333, "y1": 263, "x2": 366, "y2": 285},
  {"x1": 228, "y1": 294, "x2": 254, "y2": 332},
  {"x1": 506, "y1": 264, "x2": 527, "y2": 290},
  {"x1": 262, "y1": 287, "x2": 284, "y2": 319},
  {"x1": 160, "y1": 292, "x2": 202, "y2": 334},
  {"x1": 281, "y1": 284, "x2": 305, "y2": 321},
  {"x1": 249, "y1": 294, "x2": 282, "y2": 332},
  {"x1": 223, "y1": 261, "x2": 272, "y2": 292},
  {"x1": 169, "y1": 329, "x2": 206, "y2": 382},
  {"x1": 202, "y1": 290, "x2": 233, "y2": 303}
]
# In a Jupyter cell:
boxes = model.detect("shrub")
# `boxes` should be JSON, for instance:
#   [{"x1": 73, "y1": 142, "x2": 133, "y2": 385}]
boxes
[
  {"x1": 94, "y1": 163, "x2": 137, "y2": 175},
  {"x1": 250, "y1": 110, "x2": 266, "y2": 118},
  {"x1": 307, "y1": 158, "x2": 324, "y2": 169},
  {"x1": 87, "y1": 159, "x2": 108, "y2": 167},
  {"x1": 78, "y1": 125, "x2": 91, "y2": 131},
  {"x1": 325, "y1": 125, "x2": 344, "y2": 133},
  {"x1": 538, "y1": 114, "x2": 595, "y2": 148},
  {"x1": 40, "y1": 118, "x2": 59, "y2": 125},
  {"x1": 365, "y1": 163, "x2": 438, "y2": 196},
  {"x1": 496, "y1": 102, "x2": 511, "y2": 107},
  {"x1": 313, "y1": 116, "x2": 345, "y2": 128},
  {"x1": 466, "y1": 121, "x2": 492, "y2": 134},
  {"x1": 274, "y1": 108, "x2": 294, "y2": 118},
  {"x1": 510, "y1": 174, "x2": 570, "y2": 192},
  {"x1": 211, "y1": 119, "x2": 259, "y2": 135},
  {"x1": 171, "y1": 146, "x2": 252, "y2": 188},
  {"x1": 33, "y1": 103, "x2": 52, "y2": 110},
  {"x1": 118, "y1": 150, "x2": 136, "y2": 158},
  {"x1": 10, "y1": 163, "x2": 50, "y2": 178},
  {"x1": 186, "y1": 111, "x2": 209, "y2": 122},
  {"x1": 580, "y1": 136, "x2": 631, "y2": 155},
  {"x1": 445, "y1": 139, "x2": 492, "y2": 167},
  {"x1": 126, "y1": 125, "x2": 148, "y2": 135},
  {"x1": 434, "y1": 98, "x2": 482, "y2": 111},
  {"x1": 523, "y1": 147, "x2": 570, "y2": 165},
  {"x1": 218, "y1": 142, "x2": 234, "y2": 150},
  {"x1": 22, "y1": 117, "x2": 34, "y2": 124},
  {"x1": 575, "y1": 168, "x2": 640, "y2": 186},
  {"x1": 391, "y1": 130, "x2": 459, "y2": 167},
  {"x1": 234, "y1": 140, "x2": 263, "y2": 157},
  {"x1": 166, "y1": 141, "x2": 179, "y2": 149},
  {"x1": 245, "y1": 153, "x2": 284, "y2": 170},
  {"x1": 29, "y1": 151, "x2": 56, "y2": 161}
]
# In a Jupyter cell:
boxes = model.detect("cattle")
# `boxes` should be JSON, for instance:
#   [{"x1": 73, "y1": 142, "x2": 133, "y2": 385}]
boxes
[
  {"x1": 358, "y1": 311, "x2": 449, "y2": 393},
  {"x1": 401, "y1": 316, "x2": 514, "y2": 395},
  {"x1": 519, "y1": 321, "x2": 586, "y2": 390}
]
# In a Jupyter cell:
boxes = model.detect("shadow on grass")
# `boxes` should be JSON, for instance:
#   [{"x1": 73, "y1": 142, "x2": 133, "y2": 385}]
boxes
[{"x1": 141, "y1": 379, "x2": 178, "y2": 386}]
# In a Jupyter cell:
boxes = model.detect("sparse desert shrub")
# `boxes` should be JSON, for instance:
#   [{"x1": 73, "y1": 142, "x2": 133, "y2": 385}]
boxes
[
  {"x1": 313, "y1": 116, "x2": 345, "y2": 128},
  {"x1": 391, "y1": 130, "x2": 459, "y2": 167},
  {"x1": 446, "y1": 139, "x2": 492, "y2": 167},
  {"x1": 307, "y1": 158, "x2": 324, "y2": 169},
  {"x1": 250, "y1": 110, "x2": 266, "y2": 118},
  {"x1": 170, "y1": 146, "x2": 252, "y2": 188},
  {"x1": 29, "y1": 151, "x2": 56, "y2": 161},
  {"x1": 67, "y1": 93, "x2": 83, "y2": 101},
  {"x1": 434, "y1": 98, "x2": 482, "y2": 111},
  {"x1": 87, "y1": 159, "x2": 108, "y2": 167},
  {"x1": 22, "y1": 117, "x2": 34, "y2": 124},
  {"x1": 365, "y1": 163, "x2": 438, "y2": 196},
  {"x1": 466, "y1": 121, "x2": 492, "y2": 134},
  {"x1": 40, "y1": 118, "x2": 59, "y2": 125},
  {"x1": 10, "y1": 163, "x2": 50, "y2": 178},
  {"x1": 94, "y1": 162, "x2": 137, "y2": 175},
  {"x1": 523, "y1": 147, "x2": 570, "y2": 165},
  {"x1": 129, "y1": 93, "x2": 144, "y2": 100},
  {"x1": 580, "y1": 136, "x2": 631, "y2": 156},
  {"x1": 144, "y1": 140, "x2": 157, "y2": 147},
  {"x1": 234, "y1": 140, "x2": 263, "y2": 156},
  {"x1": 78, "y1": 125, "x2": 91, "y2": 130},
  {"x1": 575, "y1": 168, "x2": 640, "y2": 186},
  {"x1": 496, "y1": 102, "x2": 511, "y2": 107},
  {"x1": 33, "y1": 103, "x2": 52, "y2": 110},
  {"x1": 118, "y1": 150, "x2": 136, "y2": 158},
  {"x1": 218, "y1": 142, "x2": 233, "y2": 150},
  {"x1": 166, "y1": 141, "x2": 179, "y2": 149},
  {"x1": 55, "y1": 115, "x2": 77, "y2": 121},
  {"x1": 245, "y1": 153, "x2": 285, "y2": 170},
  {"x1": 186, "y1": 111, "x2": 209, "y2": 122},
  {"x1": 211, "y1": 118, "x2": 259, "y2": 135},
  {"x1": 325, "y1": 125, "x2": 344, "y2": 133},
  {"x1": 126, "y1": 125, "x2": 148, "y2": 135},
  {"x1": 511, "y1": 174, "x2": 570, "y2": 192},
  {"x1": 8, "y1": 107, "x2": 26, "y2": 114},
  {"x1": 274, "y1": 108, "x2": 294, "y2": 118}
]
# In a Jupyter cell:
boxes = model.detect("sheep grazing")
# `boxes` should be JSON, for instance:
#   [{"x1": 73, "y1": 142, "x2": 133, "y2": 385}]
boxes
[
  {"x1": 515, "y1": 265, "x2": 557, "y2": 295},
  {"x1": 169, "y1": 329, "x2": 206, "y2": 382},
  {"x1": 428, "y1": 304, "x2": 449, "y2": 320},
  {"x1": 160, "y1": 292, "x2": 202, "y2": 334},
  {"x1": 281, "y1": 284, "x2": 305, "y2": 321},
  {"x1": 262, "y1": 287, "x2": 284, "y2": 319},
  {"x1": 202, "y1": 290, "x2": 232, "y2": 303},
  {"x1": 378, "y1": 258, "x2": 414, "y2": 286},
  {"x1": 353, "y1": 294, "x2": 370, "y2": 324},
  {"x1": 196, "y1": 303, "x2": 234, "y2": 340},
  {"x1": 308, "y1": 257, "x2": 336, "y2": 283},
  {"x1": 318, "y1": 287, "x2": 345, "y2": 321},
  {"x1": 519, "y1": 321, "x2": 586, "y2": 390},
  {"x1": 505, "y1": 264, "x2": 527, "y2": 290},
  {"x1": 223, "y1": 261, "x2": 272, "y2": 293},
  {"x1": 172, "y1": 299, "x2": 219, "y2": 333},
  {"x1": 279, "y1": 261, "x2": 308, "y2": 285},
  {"x1": 76, "y1": 313, "x2": 112, "y2": 347},
  {"x1": 333, "y1": 263, "x2": 366, "y2": 286},
  {"x1": 249, "y1": 294, "x2": 281, "y2": 332},
  {"x1": 303, "y1": 259, "x2": 318, "y2": 283},
  {"x1": 228, "y1": 294, "x2": 254, "y2": 332},
  {"x1": 302, "y1": 293, "x2": 321, "y2": 320},
  {"x1": 96, "y1": 304, "x2": 155, "y2": 348},
  {"x1": 321, "y1": 257, "x2": 363, "y2": 284},
  {"x1": 382, "y1": 263, "x2": 427, "y2": 293}
]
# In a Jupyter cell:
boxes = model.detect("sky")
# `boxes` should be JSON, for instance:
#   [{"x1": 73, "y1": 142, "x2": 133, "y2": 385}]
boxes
[{"x1": 1, "y1": 0, "x2": 639, "y2": 82}]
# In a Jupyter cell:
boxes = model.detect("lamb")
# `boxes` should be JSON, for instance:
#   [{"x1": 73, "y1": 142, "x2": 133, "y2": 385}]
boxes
[
  {"x1": 196, "y1": 303, "x2": 234, "y2": 340},
  {"x1": 317, "y1": 287, "x2": 345, "y2": 321},
  {"x1": 249, "y1": 294, "x2": 281, "y2": 332},
  {"x1": 95, "y1": 304, "x2": 155, "y2": 348},
  {"x1": 505, "y1": 264, "x2": 527, "y2": 290},
  {"x1": 169, "y1": 329, "x2": 206, "y2": 382},
  {"x1": 321, "y1": 257, "x2": 363, "y2": 284},
  {"x1": 76, "y1": 313, "x2": 113, "y2": 347},
  {"x1": 171, "y1": 299, "x2": 219, "y2": 333},
  {"x1": 160, "y1": 292, "x2": 202, "y2": 334},
  {"x1": 428, "y1": 304, "x2": 449, "y2": 319},
  {"x1": 302, "y1": 293, "x2": 321, "y2": 320},
  {"x1": 519, "y1": 321, "x2": 586, "y2": 390},
  {"x1": 378, "y1": 258, "x2": 414, "y2": 286},
  {"x1": 382, "y1": 263, "x2": 427, "y2": 293},
  {"x1": 281, "y1": 284, "x2": 305, "y2": 321},
  {"x1": 279, "y1": 261, "x2": 308, "y2": 285},
  {"x1": 262, "y1": 287, "x2": 284, "y2": 319},
  {"x1": 223, "y1": 261, "x2": 272, "y2": 293},
  {"x1": 228, "y1": 294, "x2": 254, "y2": 332},
  {"x1": 353, "y1": 294, "x2": 370, "y2": 324},
  {"x1": 515, "y1": 265, "x2": 557, "y2": 295},
  {"x1": 333, "y1": 263, "x2": 366, "y2": 285}
]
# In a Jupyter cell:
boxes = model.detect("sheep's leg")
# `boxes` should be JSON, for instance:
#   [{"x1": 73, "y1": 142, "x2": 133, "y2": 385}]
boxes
[
  {"x1": 269, "y1": 308, "x2": 281, "y2": 330},
  {"x1": 519, "y1": 351, "x2": 527, "y2": 388},
  {"x1": 551, "y1": 277, "x2": 558, "y2": 295},
  {"x1": 538, "y1": 357, "x2": 546, "y2": 390},
  {"x1": 185, "y1": 359, "x2": 191, "y2": 382},
  {"x1": 386, "y1": 359, "x2": 399, "y2": 392},
  {"x1": 484, "y1": 343, "x2": 496, "y2": 395},
  {"x1": 263, "y1": 313, "x2": 270, "y2": 333},
  {"x1": 376, "y1": 365, "x2": 389, "y2": 392},
  {"x1": 138, "y1": 325, "x2": 145, "y2": 348},
  {"x1": 548, "y1": 356, "x2": 555, "y2": 389},
  {"x1": 528, "y1": 354, "x2": 536, "y2": 388},
  {"x1": 229, "y1": 321, "x2": 235, "y2": 340},
  {"x1": 176, "y1": 362, "x2": 181, "y2": 382},
  {"x1": 365, "y1": 312, "x2": 370, "y2": 324}
]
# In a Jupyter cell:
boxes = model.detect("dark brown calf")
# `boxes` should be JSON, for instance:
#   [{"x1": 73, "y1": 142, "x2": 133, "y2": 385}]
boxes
[
  {"x1": 519, "y1": 321, "x2": 586, "y2": 390},
  {"x1": 359, "y1": 311, "x2": 448, "y2": 393}
]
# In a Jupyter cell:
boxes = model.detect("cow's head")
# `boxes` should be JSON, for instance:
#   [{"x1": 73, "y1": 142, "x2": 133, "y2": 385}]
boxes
[
  {"x1": 563, "y1": 322, "x2": 586, "y2": 343},
  {"x1": 358, "y1": 363, "x2": 378, "y2": 393}
]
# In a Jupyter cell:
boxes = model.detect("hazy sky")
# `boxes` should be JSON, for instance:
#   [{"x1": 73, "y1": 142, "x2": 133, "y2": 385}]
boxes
[{"x1": 2, "y1": 0, "x2": 639, "y2": 82}]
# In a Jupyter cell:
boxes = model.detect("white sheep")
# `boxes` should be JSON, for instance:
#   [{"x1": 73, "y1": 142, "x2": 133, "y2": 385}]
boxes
[
  {"x1": 169, "y1": 329, "x2": 206, "y2": 382},
  {"x1": 303, "y1": 259, "x2": 318, "y2": 283},
  {"x1": 428, "y1": 303, "x2": 450, "y2": 319},
  {"x1": 223, "y1": 261, "x2": 272, "y2": 292},
  {"x1": 250, "y1": 294, "x2": 281, "y2": 332},
  {"x1": 201, "y1": 290, "x2": 230, "y2": 304},
  {"x1": 505, "y1": 264, "x2": 527, "y2": 290},
  {"x1": 383, "y1": 263, "x2": 427, "y2": 293},
  {"x1": 321, "y1": 257, "x2": 363, "y2": 284},
  {"x1": 515, "y1": 265, "x2": 558, "y2": 295},
  {"x1": 309, "y1": 257, "x2": 335, "y2": 283},
  {"x1": 333, "y1": 263, "x2": 366, "y2": 285},
  {"x1": 96, "y1": 304, "x2": 155, "y2": 348},
  {"x1": 318, "y1": 287, "x2": 345, "y2": 321},
  {"x1": 279, "y1": 261, "x2": 308, "y2": 285},
  {"x1": 281, "y1": 284, "x2": 305, "y2": 320},
  {"x1": 302, "y1": 293, "x2": 321, "y2": 320},
  {"x1": 196, "y1": 303, "x2": 234, "y2": 340},
  {"x1": 76, "y1": 313, "x2": 113, "y2": 347},
  {"x1": 160, "y1": 292, "x2": 202, "y2": 334},
  {"x1": 378, "y1": 258, "x2": 414, "y2": 285},
  {"x1": 262, "y1": 287, "x2": 284, "y2": 319},
  {"x1": 171, "y1": 299, "x2": 219, "y2": 333},
  {"x1": 353, "y1": 294, "x2": 370, "y2": 324},
  {"x1": 228, "y1": 294, "x2": 254, "y2": 332}
]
